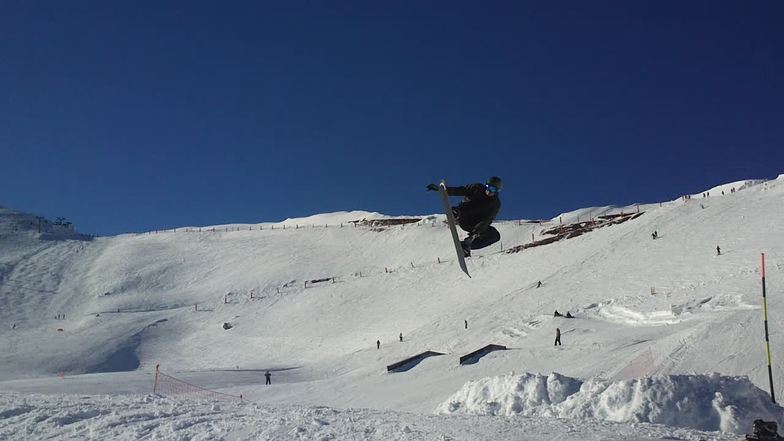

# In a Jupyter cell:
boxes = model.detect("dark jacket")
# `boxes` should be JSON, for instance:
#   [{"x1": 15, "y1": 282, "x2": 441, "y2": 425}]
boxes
[{"x1": 447, "y1": 183, "x2": 501, "y2": 234}]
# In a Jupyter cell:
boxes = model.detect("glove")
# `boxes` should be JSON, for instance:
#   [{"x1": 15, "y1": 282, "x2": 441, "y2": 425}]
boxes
[{"x1": 426, "y1": 183, "x2": 439, "y2": 191}]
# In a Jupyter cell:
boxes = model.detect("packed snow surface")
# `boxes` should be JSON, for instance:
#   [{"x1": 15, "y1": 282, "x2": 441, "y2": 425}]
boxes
[
  {"x1": 0, "y1": 392, "x2": 740, "y2": 441},
  {"x1": 1, "y1": 177, "x2": 783, "y2": 439}
]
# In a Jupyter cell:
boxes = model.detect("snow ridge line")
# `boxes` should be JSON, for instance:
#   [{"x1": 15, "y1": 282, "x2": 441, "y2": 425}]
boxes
[{"x1": 120, "y1": 213, "x2": 633, "y2": 236}]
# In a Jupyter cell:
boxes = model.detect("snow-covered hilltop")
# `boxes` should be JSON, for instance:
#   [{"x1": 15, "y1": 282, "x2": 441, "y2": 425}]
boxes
[{"x1": 1, "y1": 176, "x2": 783, "y2": 440}]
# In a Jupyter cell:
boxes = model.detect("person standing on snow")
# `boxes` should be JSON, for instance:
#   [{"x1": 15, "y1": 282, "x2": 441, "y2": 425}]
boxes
[
  {"x1": 427, "y1": 176, "x2": 503, "y2": 257},
  {"x1": 554, "y1": 328, "x2": 562, "y2": 346},
  {"x1": 265, "y1": 371, "x2": 271, "y2": 385}
]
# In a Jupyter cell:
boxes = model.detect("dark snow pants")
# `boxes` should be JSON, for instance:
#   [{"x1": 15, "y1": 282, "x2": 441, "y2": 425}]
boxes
[{"x1": 459, "y1": 225, "x2": 500, "y2": 250}]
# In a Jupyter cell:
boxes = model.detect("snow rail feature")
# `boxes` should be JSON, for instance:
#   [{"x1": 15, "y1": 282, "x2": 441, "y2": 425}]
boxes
[
  {"x1": 459, "y1": 344, "x2": 507, "y2": 365},
  {"x1": 387, "y1": 351, "x2": 446, "y2": 373}
]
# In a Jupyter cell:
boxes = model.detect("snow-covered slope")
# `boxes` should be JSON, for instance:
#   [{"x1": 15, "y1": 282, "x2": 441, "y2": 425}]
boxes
[{"x1": 1, "y1": 177, "x2": 783, "y2": 439}]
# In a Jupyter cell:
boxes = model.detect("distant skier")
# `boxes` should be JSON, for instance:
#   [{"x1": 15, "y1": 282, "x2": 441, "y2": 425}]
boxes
[
  {"x1": 464, "y1": 319, "x2": 468, "y2": 329},
  {"x1": 399, "y1": 332, "x2": 403, "y2": 342},
  {"x1": 566, "y1": 312, "x2": 574, "y2": 319},
  {"x1": 536, "y1": 281, "x2": 542, "y2": 288},
  {"x1": 265, "y1": 370, "x2": 271, "y2": 385},
  {"x1": 427, "y1": 177, "x2": 503, "y2": 257},
  {"x1": 554, "y1": 328, "x2": 562, "y2": 346},
  {"x1": 716, "y1": 245, "x2": 721, "y2": 256},
  {"x1": 376, "y1": 340, "x2": 380, "y2": 350},
  {"x1": 554, "y1": 310, "x2": 563, "y2": 318}
]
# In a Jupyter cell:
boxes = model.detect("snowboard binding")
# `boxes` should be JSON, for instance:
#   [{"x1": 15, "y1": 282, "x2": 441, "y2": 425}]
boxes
[{"x1": 746, "y1": 419, "x2": 783, "y2": 441}]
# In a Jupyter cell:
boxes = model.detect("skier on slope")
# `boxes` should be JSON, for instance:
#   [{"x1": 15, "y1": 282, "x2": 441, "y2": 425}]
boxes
[{"x1": 427, "y1": 176, "x2": 503, "y2": 257}]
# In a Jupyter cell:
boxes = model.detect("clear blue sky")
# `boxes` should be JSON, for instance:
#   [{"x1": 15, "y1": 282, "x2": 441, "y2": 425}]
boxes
[{"x1": 2, "y1": 1, "x2": 782, "y2": 236}]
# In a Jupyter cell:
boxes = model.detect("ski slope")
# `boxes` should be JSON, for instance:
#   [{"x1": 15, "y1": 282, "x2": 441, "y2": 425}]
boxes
[{"x1": 1, "y1": 176, "x2": 783, "y2": 440}]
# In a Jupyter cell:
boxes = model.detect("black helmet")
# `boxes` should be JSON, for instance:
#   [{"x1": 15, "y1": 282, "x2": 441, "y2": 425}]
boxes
[{"x1": 486, "y1": 176, "x2": 503, "y2": 192}]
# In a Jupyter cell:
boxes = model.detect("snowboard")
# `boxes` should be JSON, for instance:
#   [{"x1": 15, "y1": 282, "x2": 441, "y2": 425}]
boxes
[{"x1": 438, "y1": 180, "x2": 471, "y2": 278}]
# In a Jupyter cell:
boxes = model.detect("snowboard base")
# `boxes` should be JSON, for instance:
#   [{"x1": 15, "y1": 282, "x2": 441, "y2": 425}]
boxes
[{"x1": 438, "y1": 180, "x2": 470, "y2": 278}]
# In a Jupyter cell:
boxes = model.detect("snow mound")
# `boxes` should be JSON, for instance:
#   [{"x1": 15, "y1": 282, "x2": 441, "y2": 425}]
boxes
[
  {"x1": 553, "y1": 206, "x2": 617, "y2": 224},
  {"x1": 595, "y1": 305, "x2": 682, "y2": 326},
  {"x1": 196, "y1": 211, "x2": 423, "y2": 230},
  {"x1": 278, "y1": 210, "x2": 391, "y2": 226},
  {"x1": 436, "y1": 372, "x2": 782, "y2": 434}
]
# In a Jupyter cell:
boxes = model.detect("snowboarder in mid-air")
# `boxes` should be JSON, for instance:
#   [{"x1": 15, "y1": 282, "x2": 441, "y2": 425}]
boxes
[{"x1": 427, "y1": 176, "x2": 502, "y2": 257}]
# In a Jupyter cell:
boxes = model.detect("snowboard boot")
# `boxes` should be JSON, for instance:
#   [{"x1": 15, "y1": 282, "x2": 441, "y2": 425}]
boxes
[
  {"x1": 746, "y1": 420, "x2": 784, "y2": 441},
  {"x1": 460, "y1": 240, "x2": 472, "y2": 258}
]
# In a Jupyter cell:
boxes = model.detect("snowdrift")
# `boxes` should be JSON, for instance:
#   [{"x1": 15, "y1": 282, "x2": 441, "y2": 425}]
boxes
[{"x1": 437, "y1": 372, "x2": 782, "y2": 434}]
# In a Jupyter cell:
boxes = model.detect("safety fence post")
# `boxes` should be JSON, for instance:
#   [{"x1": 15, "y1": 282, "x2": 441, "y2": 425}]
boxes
[
  {"x1": 153, "y1": 364, "x2": 160, "y2": 394},
  {"x1": 761, "y1": 253, "x2": 776, "y2": 403}
]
